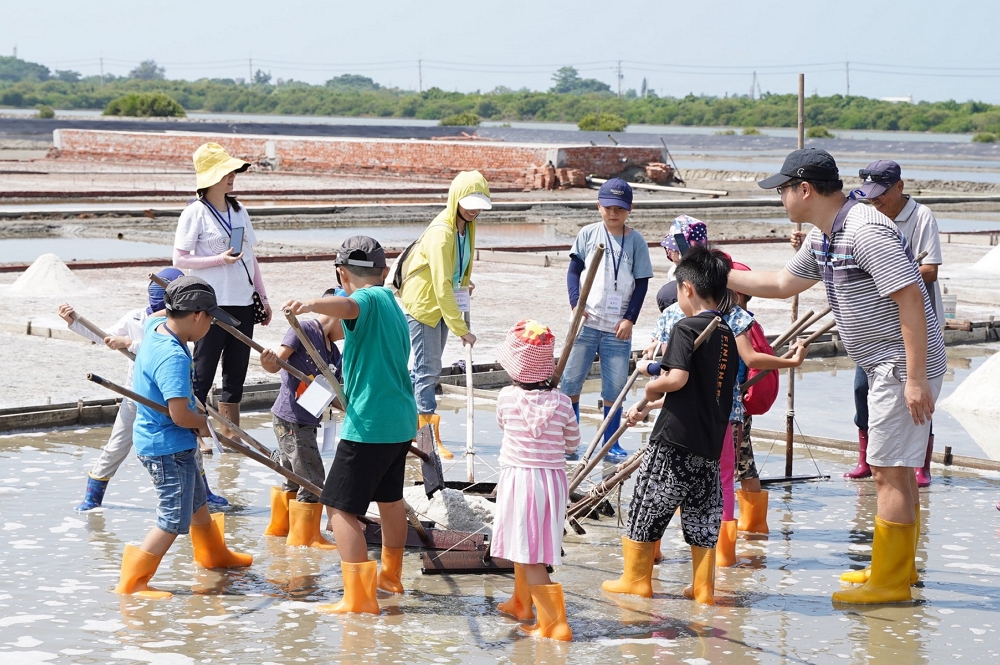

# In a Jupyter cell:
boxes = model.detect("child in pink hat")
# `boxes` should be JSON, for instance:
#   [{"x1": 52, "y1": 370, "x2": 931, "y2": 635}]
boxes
[{"x1": 491, "y1": 320, "x2": 580, "y2": 641}]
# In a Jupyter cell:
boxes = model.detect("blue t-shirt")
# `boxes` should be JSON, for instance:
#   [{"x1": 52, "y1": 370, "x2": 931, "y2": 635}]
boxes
[
  {"x1": 341, "y1": 287, "x2": 418, "y2": 444},
  {"x1": 132, "y1": 316, "x2": 198, "y2": 457}
]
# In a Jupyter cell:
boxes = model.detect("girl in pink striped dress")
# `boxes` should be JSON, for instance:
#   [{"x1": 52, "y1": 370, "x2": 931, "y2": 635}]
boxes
[{"x1": 492, "y1": 319, "x2": 580, "y2": 642}]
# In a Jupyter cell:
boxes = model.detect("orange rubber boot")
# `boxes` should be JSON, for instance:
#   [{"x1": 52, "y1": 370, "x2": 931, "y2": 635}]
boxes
[
  {"x1": 320, "y1": 560, "x2": 380, "y2": 615},
  {"x1": 716, "y1": 520, "x2": 738, "y2": 568},
  {"x1": 114, "y1": 545, "x2": 172, "y2": 599},
  {"x1": 601, "y1": 537, "x2": 656, "y2": 598},
  {"x1": 736, "y1": 489, "x2": 769, "y2": 534},
  {"x1": 518, "y1": 584, "x2": 572, "y2": 641},
  {"x1": 263, "y1": 487, "x2": 296, "y2": 537},
  {"x1": 689, "y1": 546, "x2": 716, "y2": 605},
  {"x1": 497, "y1": 563, "x2": 535, "y2": 620},
  {"x1": 419, "y1": 413, "x2": 452, "y2": 460},
  {"x1": 286, "y1": 501, "x2": 337, "y2": 550},
  {"x1": 191, "y1": 514, "x2": 253, "y2": 569},
  {"x1": 377, "y1": 546, "x2": 404, "y2": 594},
  {"x1": 653, "y1": 539, "x2": 663, "y2": 564}
]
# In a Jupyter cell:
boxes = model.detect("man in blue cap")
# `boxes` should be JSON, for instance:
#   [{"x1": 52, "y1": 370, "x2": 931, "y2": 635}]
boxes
[
  {"x1": 792, "y1": 160, "x2": 943, "y2": 487},
  {"x1": 731, "y1": 148, "x2": 945, "y2": 605},
  {"x1": 562, "y1": 178, "x2": 654, "y2": 461}
]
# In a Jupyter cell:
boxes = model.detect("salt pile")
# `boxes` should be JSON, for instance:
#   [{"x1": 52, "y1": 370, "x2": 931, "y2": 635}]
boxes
[
  {"x1": 971, "y1": 244, "x2": 1000, "y2": 274},
  {"x1": 939, "y1": 351, "x2": 1000, "y2": 460},
  {"x1": 401, "y1": 486, "x2": 496, "y2": 534},
  {"x1": 4, "y1": 253, "x2": 90, "y2": 297}
]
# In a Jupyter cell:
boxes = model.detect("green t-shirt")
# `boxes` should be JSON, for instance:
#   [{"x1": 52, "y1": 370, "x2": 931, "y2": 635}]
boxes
[{"x1": 340, "y1": 286, "x2": 418, "y2": 443}]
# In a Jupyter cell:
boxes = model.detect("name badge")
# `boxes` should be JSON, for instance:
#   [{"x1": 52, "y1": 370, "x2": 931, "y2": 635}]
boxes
[
  {"x1": 604, "y1": 293, "x2": 624, "y2": 317},
  {"x1": 454, "y1": 287, "x2": 471, "y2": 313}
]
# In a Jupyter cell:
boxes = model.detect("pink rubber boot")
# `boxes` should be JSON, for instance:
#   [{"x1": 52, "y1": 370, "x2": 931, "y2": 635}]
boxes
[
  {"x1": 844, "y1": 429, "x2": 872, "y2": 480},
  {"x1": 915, "y1": 434, "x2": 934, "y2": 488}
]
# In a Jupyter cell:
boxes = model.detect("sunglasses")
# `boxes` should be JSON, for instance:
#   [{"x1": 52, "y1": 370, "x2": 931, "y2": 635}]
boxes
[{"x1": 858, "y1": 168, "x2": 897, "y2": 182}]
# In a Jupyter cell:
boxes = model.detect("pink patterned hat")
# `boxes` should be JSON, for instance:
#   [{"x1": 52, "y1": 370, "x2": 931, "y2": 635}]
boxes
[{"x1": 496, "y1": 320, "x2": 556, "y2": 384}]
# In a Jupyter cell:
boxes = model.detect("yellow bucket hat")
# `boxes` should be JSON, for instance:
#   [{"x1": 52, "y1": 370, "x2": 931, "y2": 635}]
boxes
[{"x1": 193, "y1": 143, "x2": 250, "y2": 190}]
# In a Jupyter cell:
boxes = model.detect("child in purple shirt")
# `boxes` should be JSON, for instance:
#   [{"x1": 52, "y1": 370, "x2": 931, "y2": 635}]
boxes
[{"x1": 260, "y1": 288, "x2": 344, "y2": 549}]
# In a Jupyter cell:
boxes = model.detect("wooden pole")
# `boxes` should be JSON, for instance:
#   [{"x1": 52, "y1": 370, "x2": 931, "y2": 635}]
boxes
[
  {"x1": 787, "y1": 73, "x2": 806, "y2": 478},
  {"x1": 282, "y1": 309, "x2": 347, "y2": 409},
  {"x1": 70, "y1": 312, "x2": 136, "y2": 361},
  {"x1": 551, "y1": 243, "x2": 604, "y2": 388}
]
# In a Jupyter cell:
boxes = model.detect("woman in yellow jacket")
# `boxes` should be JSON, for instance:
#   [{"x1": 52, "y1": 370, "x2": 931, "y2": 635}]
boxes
[{"x1": 400, "y1": 171, "x2": 491, "y2": 458}]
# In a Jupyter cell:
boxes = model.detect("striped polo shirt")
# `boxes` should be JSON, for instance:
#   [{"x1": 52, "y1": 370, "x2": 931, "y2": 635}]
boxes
[{"x1": 785, "y1": 200, "x2": 947, "y2": 381}]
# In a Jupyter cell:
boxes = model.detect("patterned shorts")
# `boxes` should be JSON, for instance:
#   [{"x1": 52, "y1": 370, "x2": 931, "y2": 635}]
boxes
[
  {"x1": 735, "y1": 414, "x2": 759, "y2": 481},
  {"x1": 625, "y1": 443, "x2": 722, "y2": 548}
]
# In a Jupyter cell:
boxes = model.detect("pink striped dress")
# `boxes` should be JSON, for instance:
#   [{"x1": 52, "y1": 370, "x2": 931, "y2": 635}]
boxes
[{"x1": 491, "y1": 386, "x2": 581, "y2": 565}]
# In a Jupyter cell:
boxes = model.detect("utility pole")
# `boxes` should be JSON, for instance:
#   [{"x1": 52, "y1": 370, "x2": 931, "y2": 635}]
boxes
[
  {"x1": 249, "y1": 57, "x2": 253, "y2": 89},
  {"x1": 99, "y1": 56, "x2": 104, "y2": 88},
  {"x1": 12, "y1": 45, "x2": 16, "y2": 59},
  {"x1": 418, "y1": 58, "x2": 423, "y2": 93},
  {"x1": 846, "y1": 61, "x2": 850, "y2": 97},
  {"x1": 616, "y1": 60, "x2": 622, "y2": 99},
  {"x1": 751, "y1": 71, "x2": 757, "y2": 100}
]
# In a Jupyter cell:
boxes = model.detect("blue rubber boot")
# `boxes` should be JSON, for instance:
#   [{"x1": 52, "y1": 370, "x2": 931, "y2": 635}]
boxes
[
  {"x1": 76, "y1": 474, "x2": 109, "y2": 511},
  {"x1": 604, "y1": 406, "x2": 628, "y2": 462},
  {"x1": 565, "y1": 402, "x2": 582, "y2": 460},
  {"x1": 203, "y1": 472, "x2": 230, "y2": 508},
  {"x1": 572, "y1": 402, "x2": 580, "y2": 423}
]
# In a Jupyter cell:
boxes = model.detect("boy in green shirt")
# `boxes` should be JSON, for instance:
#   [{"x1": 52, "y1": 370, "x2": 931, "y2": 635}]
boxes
[{"x1": 284, "y1": 236, "x2": 417, "y2": 615}]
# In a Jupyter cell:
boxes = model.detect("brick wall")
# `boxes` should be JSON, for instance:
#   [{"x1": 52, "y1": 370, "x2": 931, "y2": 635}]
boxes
[{"x1": 52, "y1": 130, "x2": 665, "y2": 190}]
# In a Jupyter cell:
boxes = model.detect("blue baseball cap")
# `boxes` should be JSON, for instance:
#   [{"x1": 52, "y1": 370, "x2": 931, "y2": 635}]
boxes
[
  {"x1": 597, "y1": 178, "x2": 633, "y2": 211},
  {"x1": 854, "y1": 160, "x2": 902, "y2": 200}
]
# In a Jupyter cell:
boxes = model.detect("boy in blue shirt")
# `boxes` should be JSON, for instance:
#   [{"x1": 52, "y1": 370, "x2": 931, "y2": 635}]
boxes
[
  {"x1": 284, "y1": 236, "x2": 418, "y2": 615},
  {"x1": 562, "y1": 179, "x2": 653, "y2": 460},
  {"x1": 115, "y1": 276, "x2": 252, "y2": 599}
]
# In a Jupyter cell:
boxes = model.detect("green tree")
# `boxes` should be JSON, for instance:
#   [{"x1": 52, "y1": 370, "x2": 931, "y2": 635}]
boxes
[
  {"x1": 550, "y1": 66, "x2": 612, "y2": 95},
  {"x1": 325, "y1": 74, "x2": 380, "y2": 91},
  {"x1": 128, "y1": 60, "x2": 165, "y2": 81},
  {"x1": 0, "y1": 56, "x2": 49, "y2": 82},
  {"x1": 54, "y1": 69, "x2": 81, "y2": 83},
  {"x1": 104, "y1": 92, "x2": 185, "y2": 117},
  {"x1": 253, "y1": 69, "x2": 272, "y2": 86}
]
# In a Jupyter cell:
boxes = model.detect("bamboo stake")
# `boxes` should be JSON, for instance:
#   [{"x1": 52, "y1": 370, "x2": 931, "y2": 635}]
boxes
[
  {"x1": 70, "y1": 312, "x2": 136, "y2": 361},
  {"x1": 787, "y1": 72, "x2": 805, "y2": 478},
  {"x1": 551, "y1": 243, "x2": 604, "y2": 388},
  {"x1": 740, "y1": 319, "x2": 837, "y2": 392},
  {"x1": 567, "y1": 316, "x2": 720, "y2": 495}
]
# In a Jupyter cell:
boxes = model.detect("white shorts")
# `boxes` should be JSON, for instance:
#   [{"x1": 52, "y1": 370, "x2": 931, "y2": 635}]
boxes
[{"x1": 865, "y1": 363, "x2": 943, "y2": 468}]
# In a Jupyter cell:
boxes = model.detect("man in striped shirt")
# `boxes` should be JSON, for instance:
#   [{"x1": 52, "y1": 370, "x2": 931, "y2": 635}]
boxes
[{"x1": 728, "y1": 148, "x2": 946, "y2": 606}]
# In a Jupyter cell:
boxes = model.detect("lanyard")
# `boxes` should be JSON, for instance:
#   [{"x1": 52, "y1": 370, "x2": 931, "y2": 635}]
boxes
[
  {"x1": 603, "y1": 226, "x2": 626, "y2": 291},
  {"x1": 161, "y1": 323, "x2": 198, "y2": 394},
  {"x1": 203, "y1": 199, "x2": 232, "y2": 233},
  {"x1": 456, "y1": 230, "x2": 466, "y2": 281}
]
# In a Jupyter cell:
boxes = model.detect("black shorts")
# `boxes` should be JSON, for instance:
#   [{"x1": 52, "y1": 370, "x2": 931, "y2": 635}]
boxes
[{"x1": 320, "y1": 439, "x2": 410, "y2": 515}]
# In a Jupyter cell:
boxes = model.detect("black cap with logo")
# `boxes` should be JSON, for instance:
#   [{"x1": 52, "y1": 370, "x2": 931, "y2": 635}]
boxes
[
  {"x1": 758, "y1": 148, "x2": 840, "y2": 189},
  {"x1": 164, "y1": 276, "x2": 240, "y2": 327},
  {"x1": 334, "y1": 235, "x2": 388, "y2": 269}
]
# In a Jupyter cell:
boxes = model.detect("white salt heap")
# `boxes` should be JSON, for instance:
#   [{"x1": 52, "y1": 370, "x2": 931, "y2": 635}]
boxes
[
  {"x1": 5, "y1": 253, "x2": 90, "y2": 297},
  {"x1": 971, "y1": 244, "x2": 1000, "y2": 274},
  {"x1": 401, "y1": 486, "x2": 496, "y2": 534},
  {"x1": 939, "y1": 351, "x2": 1000, "y2": 460}
]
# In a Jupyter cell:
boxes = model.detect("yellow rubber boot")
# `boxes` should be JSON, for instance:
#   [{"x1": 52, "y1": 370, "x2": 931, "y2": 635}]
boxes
[
  {"x1": 286, "y1": 501, "x2": 337, "y2": 550},
  {"x1": 601, "y1": 537, "x2": 656, "y2": 598},
  {"x1": 263, "y1": 487, "x2": 296, "y2": 537},
  {"x1": 653, "y1": 539, "x2": 663, "y2": 565},
  {"x1": 840, "y1": 504, "x2": 920, "y2": 586},
  {"x1": 320, "y1": 561, "x2": 380, "y2": 615},
  {"x1": 689, "y1": 546, "x2": 716, "y2": 605},
  {"x1": 736, "y1": 490, "x2": 769, "y2": 534},
  {"x1": 377, "y1": 546, "x2": 404, "y2": 594},
  {"x1": 518, "y1": 584, "x2": 572, "y2": 641},
  {"x1": 716, "y1": 520, "x2": 738, "y2": 568},
  {"x1": 191, "y1": 514, "x2": 253, "y2": 569},
  {"x1": 114, "y1": 545, "x2": 172, "y2": 599},
  {"x1": 497, "y1": 563, "x2": 535, "y2": 620},
  {"x1": 832, "y1": 517, "x2": 916, "y2": 605},
  {"x1": 419, "y1": 413, "x2": 452, "y2": 460}
]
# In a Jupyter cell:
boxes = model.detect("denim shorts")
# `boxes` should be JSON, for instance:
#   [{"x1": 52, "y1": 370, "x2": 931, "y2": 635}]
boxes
[
  {"x1": 139, "y1": 447, "x2": 207, "y2": 535},
  {"x1": 558, "y1": 325, "x2": 632, "y2": 401}
]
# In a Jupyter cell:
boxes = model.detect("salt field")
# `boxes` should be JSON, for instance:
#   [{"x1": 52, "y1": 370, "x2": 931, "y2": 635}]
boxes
[{"x1": 1, "y1": 388, "x2": 999, "y2": 664}]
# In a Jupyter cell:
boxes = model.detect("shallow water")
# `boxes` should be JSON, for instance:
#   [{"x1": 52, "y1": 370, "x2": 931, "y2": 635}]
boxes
[
  {"x1": 1, "y1": 364, "x2": 999, "y2": 663},
  {"x1": 0, "y1": 237, "x2": 172, "y2": 264}
]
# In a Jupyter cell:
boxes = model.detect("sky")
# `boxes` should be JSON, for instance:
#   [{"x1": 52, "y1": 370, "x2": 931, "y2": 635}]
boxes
[{"x1": 4, "y1": 0, "x2": 1000, "y2": 103}]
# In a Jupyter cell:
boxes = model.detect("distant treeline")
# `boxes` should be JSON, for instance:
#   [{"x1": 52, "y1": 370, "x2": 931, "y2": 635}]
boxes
[{"x1": 3, "y1": 56, "x2": 1000, "y2": 133}]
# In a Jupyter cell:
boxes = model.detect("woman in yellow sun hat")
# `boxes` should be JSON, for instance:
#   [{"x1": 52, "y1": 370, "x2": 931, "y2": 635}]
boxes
[{"x1": 172, "y1": 143, "x2": 272, "y2": 461}]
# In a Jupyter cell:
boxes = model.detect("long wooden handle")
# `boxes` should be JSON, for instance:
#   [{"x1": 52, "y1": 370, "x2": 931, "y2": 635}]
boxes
[
  {"x1": 552, "y1": 243, "x2": 605, "y2": 388},
  {"x1": 567, "y1": 317, "x2": 720, "y2": 495},
  {"x1": 739, "y1": 318, "x2": 838, "y2": 392},
  {"x1": 769, "y1": 309, "x2": 815, "y2": 352},
  {"x1": 148, "y1": 273, "x2": 312, "y2": 385},
  {"x1": 72, "y1": 313, "x2": 136, "y2": 361},
  {"x1": 282, "y1": 309, "x2": 348, "y2": 409}
]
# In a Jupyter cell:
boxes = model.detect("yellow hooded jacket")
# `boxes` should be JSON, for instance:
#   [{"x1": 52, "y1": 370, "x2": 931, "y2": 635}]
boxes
[{"x1": 399, "y1": 171, "x2": 490, "y2": 337}]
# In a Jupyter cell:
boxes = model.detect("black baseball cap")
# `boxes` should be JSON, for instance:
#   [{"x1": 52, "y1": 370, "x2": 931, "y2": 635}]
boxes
[
  {"x1": 855, "y1": 160, "x2": 902, "y2": 199},
  {"x1": 334, "y1": 235, "x2": 387, "y2": 269},
  {"x1": 164, "y1": 276, "x2": 240, "y2": 327},
  {"x1": 758, "y1": 148, "x2": 840, "y2": 189}
]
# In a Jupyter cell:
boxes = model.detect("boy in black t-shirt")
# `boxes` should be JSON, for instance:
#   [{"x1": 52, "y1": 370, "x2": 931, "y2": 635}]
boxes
[{"x1": 603, "y1": 246, "x2": 737, "y2": 606}]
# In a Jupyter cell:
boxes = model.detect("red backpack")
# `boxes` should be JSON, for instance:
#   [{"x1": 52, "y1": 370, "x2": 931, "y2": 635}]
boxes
[{"x1": 742, "y1": 321, "x2": 780, "y2": 416}]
